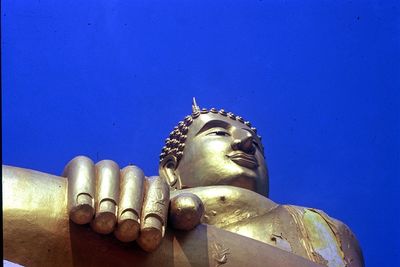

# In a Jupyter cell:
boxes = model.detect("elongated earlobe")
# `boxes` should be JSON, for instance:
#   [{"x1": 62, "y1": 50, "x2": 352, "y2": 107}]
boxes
[{"x1": 159, "y1": 155, "x2": 181, "y2": 190}]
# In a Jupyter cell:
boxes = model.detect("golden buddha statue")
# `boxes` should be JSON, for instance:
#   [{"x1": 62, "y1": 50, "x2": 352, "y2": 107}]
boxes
[{"x1": 3, "y1": 99, "x2": 364, "y2": 267}]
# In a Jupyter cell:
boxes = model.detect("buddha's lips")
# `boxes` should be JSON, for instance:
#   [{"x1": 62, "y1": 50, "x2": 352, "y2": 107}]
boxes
[{"x1": 227, "y1": 152, "x2": 259, "y2": 169}]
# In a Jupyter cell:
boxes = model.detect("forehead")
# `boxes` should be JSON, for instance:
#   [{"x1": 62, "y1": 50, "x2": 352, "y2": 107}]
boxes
[{"x1": 187, "y1": 113, "x2": 254, "y2": 137}]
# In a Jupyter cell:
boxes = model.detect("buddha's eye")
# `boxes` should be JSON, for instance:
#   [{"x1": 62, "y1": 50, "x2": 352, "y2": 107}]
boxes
[{"x1": 208, "y1": 130, "x2": 230, "y2": 137}]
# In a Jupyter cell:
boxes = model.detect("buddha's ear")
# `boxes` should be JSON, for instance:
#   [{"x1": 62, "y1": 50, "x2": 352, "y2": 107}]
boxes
[{"x1": 159, "y1": 155, "x2": 181, "y2": 190}]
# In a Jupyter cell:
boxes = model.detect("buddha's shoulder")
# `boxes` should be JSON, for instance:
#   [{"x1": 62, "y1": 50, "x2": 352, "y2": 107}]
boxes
[
  {"x1": 272, "y1": 204, "x2": 364, "y2": 267},
  {"x1": 277, "y1": 204, "x2": 362, "y2": 247},
  {"x1": 225, "y1": 203, "x2": 364, "y2": 266}
]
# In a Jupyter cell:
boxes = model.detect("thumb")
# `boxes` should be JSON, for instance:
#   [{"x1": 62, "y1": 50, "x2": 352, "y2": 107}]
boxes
[{"x1": 169, "y1": 193, "x2": 204, "y2": 231}]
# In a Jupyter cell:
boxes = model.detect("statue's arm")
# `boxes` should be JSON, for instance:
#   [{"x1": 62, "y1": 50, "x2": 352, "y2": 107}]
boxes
[{"x1": 3, "y1": 165, "x2": 323, "y2": 267}]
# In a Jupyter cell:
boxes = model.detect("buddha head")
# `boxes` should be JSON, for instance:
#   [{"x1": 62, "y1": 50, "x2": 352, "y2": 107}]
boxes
[{"x1": 159, "y1": 98, "x2": 269, "y2": 197}]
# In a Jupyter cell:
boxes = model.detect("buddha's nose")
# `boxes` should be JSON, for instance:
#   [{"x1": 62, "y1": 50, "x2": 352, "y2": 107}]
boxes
[{"x1": 231, "y1": 134, "x2": 256, "y2": 155}]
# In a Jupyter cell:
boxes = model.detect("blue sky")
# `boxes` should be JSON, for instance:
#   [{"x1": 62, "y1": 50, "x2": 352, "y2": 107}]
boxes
[{"x1": 3, "y1": 1, "x2": 399, "y2": 266}]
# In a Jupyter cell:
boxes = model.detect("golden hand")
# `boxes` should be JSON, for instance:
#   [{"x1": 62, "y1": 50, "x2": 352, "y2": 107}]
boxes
[{"x1": 63, "y1": 156, "x2": 204, "y2": 252}]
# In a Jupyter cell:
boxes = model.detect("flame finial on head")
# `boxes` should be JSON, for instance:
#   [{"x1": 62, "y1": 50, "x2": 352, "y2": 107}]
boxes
[{"x1": 192, "y1": 97, "x2": 200, "y2": 114}]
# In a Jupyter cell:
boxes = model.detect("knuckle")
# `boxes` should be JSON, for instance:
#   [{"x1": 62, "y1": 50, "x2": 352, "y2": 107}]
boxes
[
  {"x1": 96, "y1": 159, "x2": 119, "y2": 167},
  {"x1": 63, "y1": 155, "x2": 94, "y2": 177},
  {"x1": 72, "y1": 155, "x2": 93, "y2": 163},
  {"x1": 122, "y1": 164, "x2": 144, "y2": 175}
]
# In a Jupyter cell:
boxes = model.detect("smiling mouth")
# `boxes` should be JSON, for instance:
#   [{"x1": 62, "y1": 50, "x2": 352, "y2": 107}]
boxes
[{"x1": 227, "y1": 152, "x2": 259, "y2": 169}]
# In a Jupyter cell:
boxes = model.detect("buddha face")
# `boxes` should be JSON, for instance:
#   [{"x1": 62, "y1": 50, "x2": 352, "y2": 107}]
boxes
[{"x1": 160, "y1": 112, "x2": 269, "y2": 197}]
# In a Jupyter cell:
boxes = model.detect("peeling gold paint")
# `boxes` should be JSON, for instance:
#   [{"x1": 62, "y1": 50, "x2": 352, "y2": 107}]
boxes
[
  {"x1": 303, "y1": 210, "x2": 346, "y2": 267},
  {"x1": 271, "y1": 234, "x2": 292, "y2": 252},
  {"x1": 285, "y1": 206, "x2": 317, "y2": 262}
]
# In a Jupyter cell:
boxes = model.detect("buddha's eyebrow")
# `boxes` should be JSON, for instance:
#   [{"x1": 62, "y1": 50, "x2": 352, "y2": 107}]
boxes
[{"x1": 195, "y1": 120, "x2": 231, "y2": 136}]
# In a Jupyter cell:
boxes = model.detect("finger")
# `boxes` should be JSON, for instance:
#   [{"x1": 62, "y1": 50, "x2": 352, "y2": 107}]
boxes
[
  {"x1": 169, "y1": 193, "x2": 204, "y2": 231},
  {"x1": 91, "y1": 160, "x2": 120, "y2": 234},
  {"x1": 137, "y1": 176, "x2": 169, "y2": 252},
  {"x1": 114, "y1": 165, "x2": 144, "y2": 242},
  {"x1": 63, "y1": 155, "x2": 95, "y2": 225}
]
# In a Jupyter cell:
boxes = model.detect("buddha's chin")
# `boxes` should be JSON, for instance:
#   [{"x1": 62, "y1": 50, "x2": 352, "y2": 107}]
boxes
[{"x1": 227, "y1": 176, "x2": 257, "y2": 192}]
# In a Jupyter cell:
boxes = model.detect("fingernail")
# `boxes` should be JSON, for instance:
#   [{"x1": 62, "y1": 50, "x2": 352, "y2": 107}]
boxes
[
  {"x1": 77, "y1": 193, "x2": 93, "y2": 206},
  {"x1": 120, "y1": 209, "x2": 139, "y2": 221},
  {"x1": 143, "y1": 216, "x2": 162, "y2": 230},
  {"x1": 99, "y1": 199, "x2": 117, "y2": 214}
]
